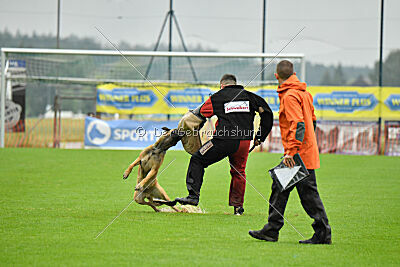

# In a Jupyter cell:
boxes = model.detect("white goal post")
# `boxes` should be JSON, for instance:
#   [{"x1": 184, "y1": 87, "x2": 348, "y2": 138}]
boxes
[{"x1": 0, "y1": 47, "x2": 305, "y2": 148}]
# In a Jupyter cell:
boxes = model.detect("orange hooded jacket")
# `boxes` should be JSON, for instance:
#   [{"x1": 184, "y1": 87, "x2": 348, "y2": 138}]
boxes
[{"x1": 277, "y1": 74, "x2": 320, "y2": 170}]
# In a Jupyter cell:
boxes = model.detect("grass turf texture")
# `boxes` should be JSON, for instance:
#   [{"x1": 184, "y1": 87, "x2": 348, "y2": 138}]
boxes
[{"x1": 1, "y1": 148, "x2": 399, "y2": 266}]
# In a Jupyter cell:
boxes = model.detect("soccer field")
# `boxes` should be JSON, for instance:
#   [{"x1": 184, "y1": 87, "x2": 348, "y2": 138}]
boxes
[{"x1": 0, "y1": 148, "x2": 399, "y2": 266}]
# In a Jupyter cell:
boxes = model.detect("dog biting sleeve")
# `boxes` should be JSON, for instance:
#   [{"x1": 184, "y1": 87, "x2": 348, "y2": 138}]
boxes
[{"x1": 178, "y1": 112, "x2": 204, "y2": 155}]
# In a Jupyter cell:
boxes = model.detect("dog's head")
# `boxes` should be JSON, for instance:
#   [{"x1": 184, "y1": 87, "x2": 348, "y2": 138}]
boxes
[{"x1": 154, "y1": 127, "x2": 183, "y2": 151}]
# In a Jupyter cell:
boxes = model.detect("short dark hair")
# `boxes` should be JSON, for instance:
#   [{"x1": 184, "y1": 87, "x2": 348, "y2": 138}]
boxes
[
  {"x1": 276, "y1": 60, "x2": 293, "y2": 80},
  {"x1": 220, "y1": 74, "x2": 237, "y2": 85}
]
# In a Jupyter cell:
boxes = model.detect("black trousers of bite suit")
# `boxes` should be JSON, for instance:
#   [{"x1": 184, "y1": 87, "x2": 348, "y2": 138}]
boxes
[{"x1": 186, "y1": 138, "x2": 250, "y2": 207}]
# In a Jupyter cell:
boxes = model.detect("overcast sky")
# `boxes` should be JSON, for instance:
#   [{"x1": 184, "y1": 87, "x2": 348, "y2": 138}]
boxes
[{"x1": 1, "y1": 0, "x2": 399, "y2": 67}]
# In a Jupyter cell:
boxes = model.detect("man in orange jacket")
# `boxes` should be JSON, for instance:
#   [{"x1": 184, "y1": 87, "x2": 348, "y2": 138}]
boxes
[{"x1": 249, "y1": 60, "x2": 331, "y2": 244}]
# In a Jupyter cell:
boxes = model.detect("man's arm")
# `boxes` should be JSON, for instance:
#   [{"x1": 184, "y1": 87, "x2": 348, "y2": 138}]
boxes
[
  {"x1": 199, "y1": 98, "x2": 214, "y2": 118},
  {"x1": 283, "y1": 94, "x2": 305, "y2": 157},
  {"x1": 253, "y1": 94, "x2": 273, "y2": 143},
  {"x1": 190, "y1": 98, "x2": 213, "y2": 131}
]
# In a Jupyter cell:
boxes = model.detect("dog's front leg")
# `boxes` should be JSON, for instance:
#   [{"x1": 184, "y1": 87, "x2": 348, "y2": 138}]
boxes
[
  {"x1": 135, "y1": 168, "x2": 157, "y2": 191},
  {"x1": 123, "y1": 157, "x2": 141, "y2": 179}
]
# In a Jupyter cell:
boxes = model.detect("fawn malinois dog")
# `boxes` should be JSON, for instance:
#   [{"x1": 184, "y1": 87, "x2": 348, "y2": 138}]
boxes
[{"x1": 122, "y1": 127, "x2": 182, "y2": 212}]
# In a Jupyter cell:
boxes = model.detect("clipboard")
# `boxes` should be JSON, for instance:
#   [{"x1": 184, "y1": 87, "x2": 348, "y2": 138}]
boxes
[{"x1": 268, "y1": 153, "x2": 310, "y2": 192}]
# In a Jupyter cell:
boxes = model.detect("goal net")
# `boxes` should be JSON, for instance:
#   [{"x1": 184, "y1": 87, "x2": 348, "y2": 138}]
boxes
[{"x1": 0, "y1": 48, "x2": 305, "y2": 148}]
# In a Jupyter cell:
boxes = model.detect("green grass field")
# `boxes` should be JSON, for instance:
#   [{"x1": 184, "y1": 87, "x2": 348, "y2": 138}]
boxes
[{"x1": 1, "y1": 148, "x2": 399, "y2": 266}]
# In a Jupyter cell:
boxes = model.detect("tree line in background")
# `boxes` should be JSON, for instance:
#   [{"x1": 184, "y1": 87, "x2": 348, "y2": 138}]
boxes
[{"x1": 1, "y1": 29, "x2": 399, "y2": 87}]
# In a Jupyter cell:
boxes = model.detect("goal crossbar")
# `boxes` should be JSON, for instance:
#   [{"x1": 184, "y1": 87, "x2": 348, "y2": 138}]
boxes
[{"x1": 1, "y1": 47, "x2": 304, "y2": 58}]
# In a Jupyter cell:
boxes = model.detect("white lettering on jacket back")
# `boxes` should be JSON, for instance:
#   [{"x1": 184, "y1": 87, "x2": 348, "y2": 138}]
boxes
[{"x1": 224, "y1": 101, "x2": 250, "y2": 113}]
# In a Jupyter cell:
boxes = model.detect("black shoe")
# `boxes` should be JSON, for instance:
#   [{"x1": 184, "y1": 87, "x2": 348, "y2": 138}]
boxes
[
  {"x1": 153, "y1": 199, "x2": 177, "y2": 207},
  {"x1": 248, "y1": 230, "x2": 278, "y2": 242},
  {"x1": 234, "y1": 206, "x2": 244, "y2": 215},
  {"x1": 299, "y1": 237, "x2": 332, "y2": 245},
  {"x1": 175, "y1": 196, "x2": 199, "y2": 206}
]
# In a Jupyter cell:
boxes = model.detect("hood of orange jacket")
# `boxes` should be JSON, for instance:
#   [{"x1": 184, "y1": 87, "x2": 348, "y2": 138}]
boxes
[{"x1": 277, "y1": 74, "x2": 307, "y2": 93}]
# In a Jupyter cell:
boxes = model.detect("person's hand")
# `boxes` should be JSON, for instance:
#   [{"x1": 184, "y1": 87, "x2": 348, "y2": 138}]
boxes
[
  {"x1": 283, "y1": 154, "x2": 295, "y2": 168},
  {"x1": 254, "y1": 139, "x2": 261, "y2": 146}
]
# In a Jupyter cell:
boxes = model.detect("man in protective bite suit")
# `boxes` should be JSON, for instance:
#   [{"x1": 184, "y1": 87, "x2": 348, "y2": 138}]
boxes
[{"x1": 176, "y1": 74, "x2": 274, "y2": 215}]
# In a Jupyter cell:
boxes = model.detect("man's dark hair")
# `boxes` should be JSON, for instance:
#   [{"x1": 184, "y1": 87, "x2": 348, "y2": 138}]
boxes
[
  {"x1": 220, "y1": 74, "x2": 237, "y2": 85},
  {"x1": 276, "y1": 60, "x2": 293, "y2": 80}
]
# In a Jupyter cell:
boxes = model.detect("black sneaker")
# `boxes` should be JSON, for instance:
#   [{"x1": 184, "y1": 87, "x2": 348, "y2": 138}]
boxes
[
  {"x1": 175, "y1": 196, "x2": 199, "y2": 206},
  {"x1": 234, "y1": 206, "x2": 244, "y2": 215},
  {"x1": 248, "y1": 230, "x2": 278, "y2": 242},
  {"x1": 299, "y1": 235, "x2": 332, "y2": 245}
]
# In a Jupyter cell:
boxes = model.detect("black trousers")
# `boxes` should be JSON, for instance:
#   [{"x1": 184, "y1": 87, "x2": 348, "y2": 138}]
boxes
[
  {"x1": 186, "y1": 138, "x2": 250, "y2": 206},
  {"x1": 261, "y1": 169, "x2": 331, "y2": 241}
]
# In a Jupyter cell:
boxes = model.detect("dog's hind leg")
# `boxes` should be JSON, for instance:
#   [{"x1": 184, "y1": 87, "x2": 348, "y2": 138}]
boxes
[
  {"x1": 133, "y1": 191, "x2": 160, "y2": 212},
  {"x1": 123, "y1": 157, "x2": 141, "y2": 179},
  {"x1": 152, "y1": 183, "x2": 182, "y2": 212},
  {"x1": 147, "y1": 197, "x2": 161, "y2": 212}
]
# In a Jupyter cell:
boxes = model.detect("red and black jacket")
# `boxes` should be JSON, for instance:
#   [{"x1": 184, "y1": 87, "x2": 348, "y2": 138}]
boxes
[{"x1": 197, "y1": 85, "x2": 273, "y2": 141}]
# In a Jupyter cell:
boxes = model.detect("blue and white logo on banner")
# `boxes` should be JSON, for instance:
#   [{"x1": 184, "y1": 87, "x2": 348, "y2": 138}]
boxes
[
  {"x1": 385, "y1": 94, "x2": 400, "y2": 111},
  {"x1": 84, "y1": 117, "x2": 184, "y2": 150},
  {"x1": 165, "y1": 88, "x2": 214, "y2": 109},
  {"x1": 86, "y1": 119, "x2": 112, "y2": 145},
  {"x1": 314, "y1": 91, "x2": 378, "y2": 113}
]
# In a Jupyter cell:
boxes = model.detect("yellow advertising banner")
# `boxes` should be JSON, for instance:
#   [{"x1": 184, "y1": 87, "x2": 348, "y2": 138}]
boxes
[
  {"x1": 96, "y1": 83, "x2": 400, "y2": 120},
  {"x1": 307, "y1": 86, "x2": 400, "y2": 120}
]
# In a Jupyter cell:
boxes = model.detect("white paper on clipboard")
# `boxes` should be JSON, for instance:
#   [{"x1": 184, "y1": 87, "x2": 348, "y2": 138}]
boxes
[{"x1": 273, "y1": 166, "x2": 301, "y2": 189}]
